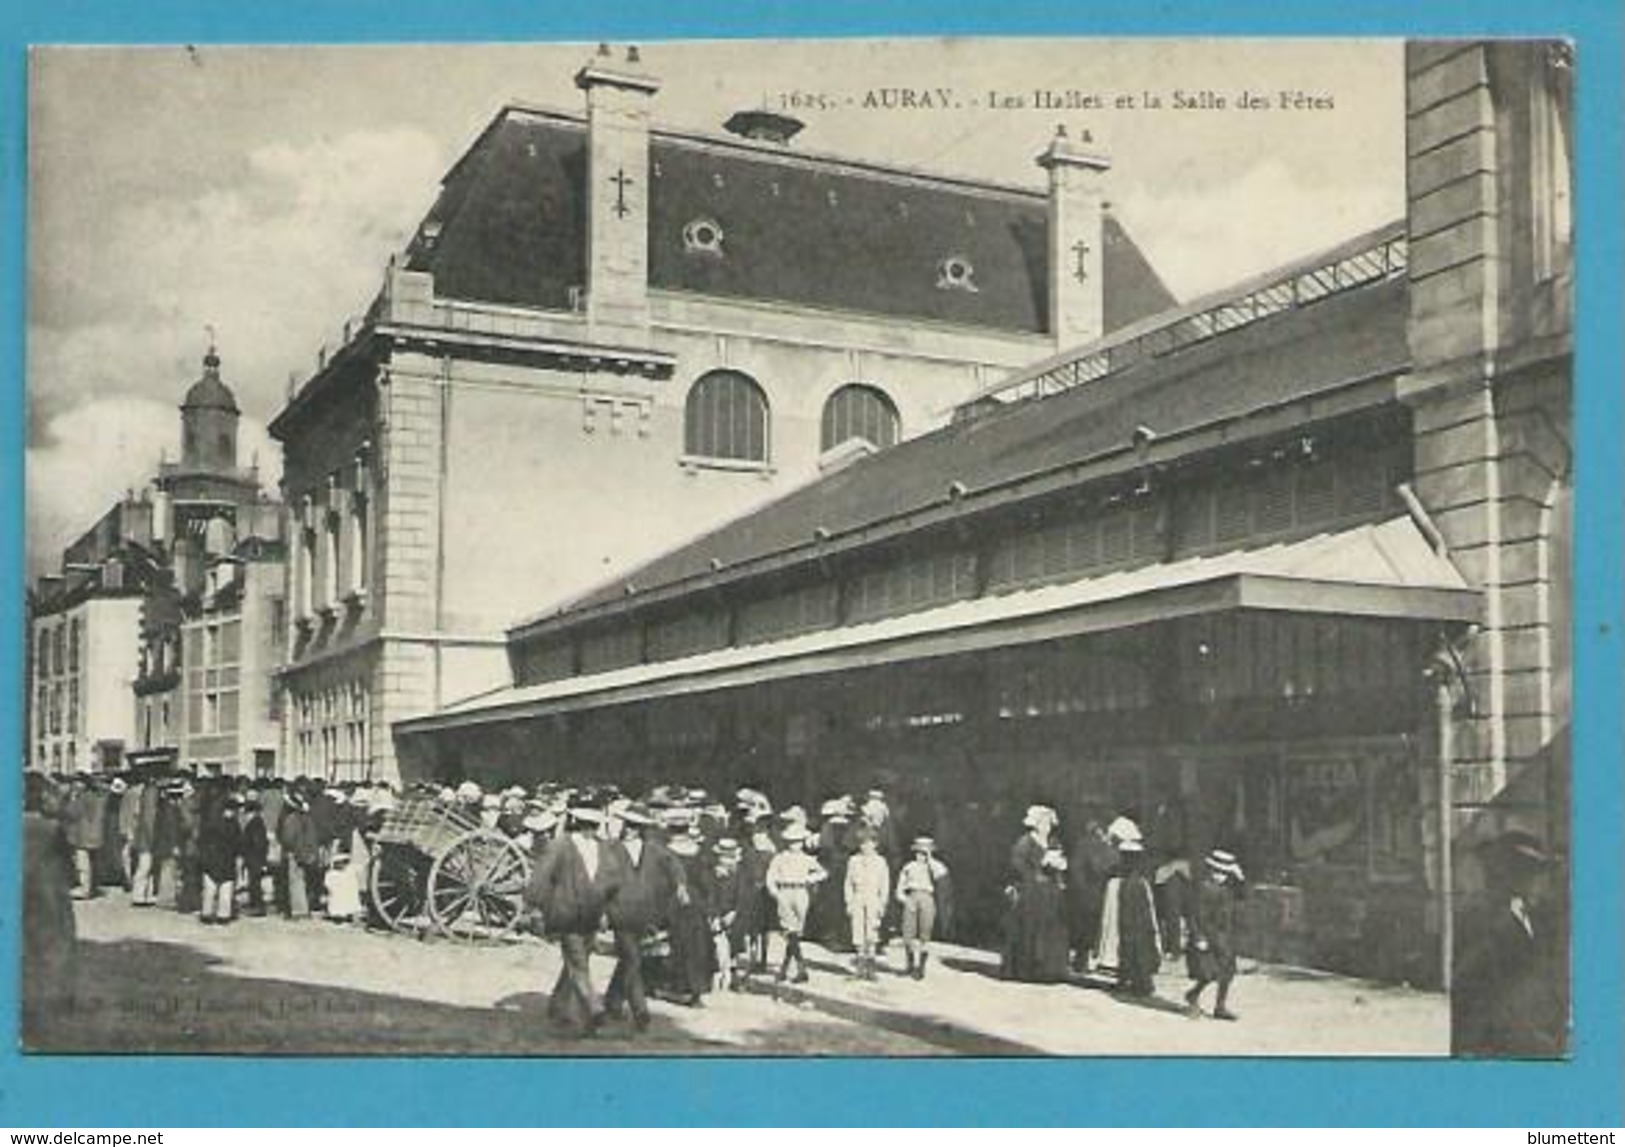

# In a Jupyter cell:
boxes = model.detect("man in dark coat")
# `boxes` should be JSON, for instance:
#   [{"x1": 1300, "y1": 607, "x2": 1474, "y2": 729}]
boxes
[
  {"x1": 176, "y1": 779, "x2": 203, "y2": 914},
  {"x1": 23, "y1": 772, "x2": 77, "y2": 1013},
  {"x1": 732, "y1": 818, "x2": 777, "y2": 975},
  {"x1": 65, "y1": 776, "x2": 107, "y2": 899},
  {"x1": 523, "y1": 806, "x2": 623, "y2": 1037},
  {"x1": 131, "y1": 772, "x2": 161, "y2": 906},
  {"x1": 278, "y1": 789, "x2": 322, "y2": 919},
  {"x1": 603, "y1": 803, "x2": 687, "y2": 1030},
  {"x1": 240, "y1": 796, "x2": 271, "y2": 916},
  {"x1": 151, "y1": 780, "x2": 187, "y2": 909},
  {"x1": 198, "y1": 795, "x2": 243, "y2": 924},
  {"x1": 1452, "y1": 830, "x2": 1568, "y2": 1057}
]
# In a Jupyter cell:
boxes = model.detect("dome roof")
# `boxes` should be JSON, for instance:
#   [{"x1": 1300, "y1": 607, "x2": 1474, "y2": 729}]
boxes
[{"x1": 182, "y1": 348, "x2": 239, "y2": 413}]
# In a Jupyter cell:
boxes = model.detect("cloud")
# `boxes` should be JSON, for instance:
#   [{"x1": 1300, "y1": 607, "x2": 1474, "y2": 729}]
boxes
[
  {"x1": 1115, "y1": 158, "x2": 1402, "y2": 301},
  {"x1": 29, "y1": 125, "x2": 445, "y2": 443},
  {"x1": 26, "y1": 395, "x2": 283, "y2": 579}
]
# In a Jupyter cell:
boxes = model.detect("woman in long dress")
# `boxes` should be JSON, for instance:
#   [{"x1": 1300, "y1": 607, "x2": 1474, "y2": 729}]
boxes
[
  {"x1": 1098, "y1": 838, "x2": 1162, "y2": 996},
  {"x1": 1002, "y1": 805, "x2": 1070, "y2": 983},
  {"x1": 661, "y1": 828, "x2": 716, "y2": 1005}
]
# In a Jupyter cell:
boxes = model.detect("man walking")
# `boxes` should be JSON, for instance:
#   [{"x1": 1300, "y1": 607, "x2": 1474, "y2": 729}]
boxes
[
  {"x1": 603, "y1": 802, "x2": 686, "y2": 1031},
  {"x1": 524, "y1": 802, "x2": 621, "y2": 1038}
]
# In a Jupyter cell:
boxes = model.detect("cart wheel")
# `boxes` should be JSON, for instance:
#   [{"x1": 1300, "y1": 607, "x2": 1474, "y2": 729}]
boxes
[
  {"x1": 427, "y1": 830, "x2": 529, "y2": 943},
  {"x1": 369, "y1": 843, "x2": 429, "y2": 933}
]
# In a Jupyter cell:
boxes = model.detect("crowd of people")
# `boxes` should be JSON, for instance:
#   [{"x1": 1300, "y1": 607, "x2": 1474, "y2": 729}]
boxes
[
  {"x1": 25, "y1": 767, "x2": 392, "y2": 923},
  {"x1": 23, "y1": 765, "x2": 1252, "y2": 1037}
]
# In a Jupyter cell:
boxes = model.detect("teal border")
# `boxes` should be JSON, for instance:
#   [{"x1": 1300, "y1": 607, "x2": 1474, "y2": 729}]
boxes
[{"x1": 1, "y1": 0, "x2": 1620, "y2": 1127}]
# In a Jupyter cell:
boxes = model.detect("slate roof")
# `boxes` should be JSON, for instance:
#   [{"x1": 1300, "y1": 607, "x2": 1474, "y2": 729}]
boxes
[
  {"x1": 527, "y1": 271, "x2": 1409, "y2": 630},
  {"x1": 403, "y1": 106, "x2": 1176, "y2": 335}
]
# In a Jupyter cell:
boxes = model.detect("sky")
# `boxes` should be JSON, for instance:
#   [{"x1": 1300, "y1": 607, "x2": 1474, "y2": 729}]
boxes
[{"x1": 26, "y1": 38, "x2": 1404, "y2": 577}]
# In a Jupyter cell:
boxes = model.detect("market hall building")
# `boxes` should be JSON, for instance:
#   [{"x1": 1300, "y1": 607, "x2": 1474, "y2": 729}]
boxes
[
  {"x1": 396, "y1": 42, "x2": 1573, "y2": 987},
  {"x1": 267, "y1": 45, "x2": 1174, "y2": 784}
]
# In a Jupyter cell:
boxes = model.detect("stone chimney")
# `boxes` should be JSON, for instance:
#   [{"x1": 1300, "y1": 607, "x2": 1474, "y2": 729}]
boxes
[
  {"x1": 575, "y1": 44, "x2": 660, "y2": 339},
  {"x1": 1036, "y1": 126, "x2": 1111, "y2": 351}
]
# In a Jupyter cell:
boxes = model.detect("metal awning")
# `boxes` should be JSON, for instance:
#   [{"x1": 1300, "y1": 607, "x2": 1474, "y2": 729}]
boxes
[{"x1": 398, "y1": 517, "x2": 1480, "y2": 734}]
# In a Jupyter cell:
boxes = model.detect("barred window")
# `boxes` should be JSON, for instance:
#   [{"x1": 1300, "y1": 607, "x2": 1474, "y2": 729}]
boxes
[
  {"x1": 685, "y1": 370, "x2": 769, "y2": 462},
  {"x1": 821, "y1": 384, "x2": 900, "y2": 452}
]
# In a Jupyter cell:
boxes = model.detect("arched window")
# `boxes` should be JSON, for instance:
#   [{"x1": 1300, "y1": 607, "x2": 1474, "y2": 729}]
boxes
[
  {"x1": 821, "y1": 384, "x2": 900, "y2": 452},
  {"x1": 685, "y1": 370, "x2": 769, "y2": 463}
]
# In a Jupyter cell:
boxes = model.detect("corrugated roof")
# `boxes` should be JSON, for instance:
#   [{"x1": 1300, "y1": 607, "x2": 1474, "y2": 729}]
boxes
[
  {"x1": 542, "y1": 274, "x2": 1408, "y2": 623},
  {"x1": 410, "y1": 517, "x2": 1475, "y2": 733},
  {"x1": 403, "y1": 107, "x2": 1175, "y2": 335}
]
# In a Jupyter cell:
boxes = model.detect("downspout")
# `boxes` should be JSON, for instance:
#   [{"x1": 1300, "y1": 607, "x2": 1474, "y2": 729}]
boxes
[
  {"x1": 433, "y1": 354, "x2": 451, "y2": 710},
  {"x1": 1433, "y1": 657, "x2": 1455, "y2": 994}
]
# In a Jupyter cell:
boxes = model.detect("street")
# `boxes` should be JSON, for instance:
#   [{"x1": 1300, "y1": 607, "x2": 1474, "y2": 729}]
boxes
[{"x1": 23, "y1": 895, "x2": 1448, "y2": 1056}]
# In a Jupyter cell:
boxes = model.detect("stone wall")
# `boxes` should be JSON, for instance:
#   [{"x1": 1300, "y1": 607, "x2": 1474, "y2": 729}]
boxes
[{"x1": 1403, "y1": 41, "x2": 1573, "y2": 849}]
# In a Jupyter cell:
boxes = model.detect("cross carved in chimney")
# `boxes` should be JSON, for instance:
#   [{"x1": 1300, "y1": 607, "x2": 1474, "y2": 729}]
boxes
[
  {"x1": 610, "y1": 167, "x2": 635, "y2": 219},
  {"x1": 1072, "y1": 239, "x2": 1092, "y2": 283}
]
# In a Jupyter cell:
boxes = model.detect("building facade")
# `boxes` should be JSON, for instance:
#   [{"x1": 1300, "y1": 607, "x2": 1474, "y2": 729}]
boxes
[
  {"x1": 178, "y1": 535, "x2": 287, "y2": 775},
  {"x1": 269, "y1": 46, "x2": 1175, "y2": 783},
  {"x1": 395, "y1": 40, "x2": 1572, "y2": 993},
  {"x1": 29, "y1": 348, "x2": 286, "y2": 776},
  {"x1": 31, "y1": 574, "x2": 146, "y2": 774}
]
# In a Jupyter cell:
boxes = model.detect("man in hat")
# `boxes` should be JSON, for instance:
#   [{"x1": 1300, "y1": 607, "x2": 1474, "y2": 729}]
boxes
[
  {"x1": 766, "y1": 822, "x2": 827, "y2": 983},
  {"x1": 812, "y1": 797, "x2": 856, "y2": 950},
  {"x1": 130, "y1": 769, "x2": 161, "y2": 906},
  {"x1": 524, "y1": 802, "x2": 623, "y2": 1037},
  {"x1": 896, "y1": 836, "x2": 950, "y2": 979},
  {"x1": 198, "y1": 793, "x2": 243, "y2": 925},
  {"x1": 104, "y1": 776, "x2": 133, "y2": 891},
  {"x1": 1184, "y1": 848, "x2": 1246, "y2": 1019},
  {"x1": 151, "y1": 778, "x2": 189, "y2": 910},
  {"x1": 240, "y1": 794, "x2": 270, "y2": 917},
  {"x1": 65, "y1": 774, "x2": 107, "y2": 899},
  {"x1": 732, "y1": 815, "x2": 778, "y2": 977},
  {"x1": 278, "y1": 786, "x2": 321, "y2": 919},
  {"x1": 708, "y1": 838, "x2": 744, "y2": 990},
  {"x1": 602, "y1": 802, "x2": 687, "y2": 1030},
  {"x1": 1452, "y1": 830, "x2": 1567, "y2": 1057}
]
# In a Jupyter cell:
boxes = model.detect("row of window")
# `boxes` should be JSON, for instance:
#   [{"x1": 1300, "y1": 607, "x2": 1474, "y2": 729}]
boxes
[
  {"x1": 34, "y1": 680, "x2": 79, "y2": 738},
  {"x1": 35, "y1": 619, "x2": 81, "y2": 680},
  {"x1": 290, "y1": 681, "x2": 371, "y2": 781},
  {"x1": 293, "y1": 488, "x2": 370, "y2": 620},
  {"x1": 683, "y1": 374, "x2": 901, "y2": 464}
]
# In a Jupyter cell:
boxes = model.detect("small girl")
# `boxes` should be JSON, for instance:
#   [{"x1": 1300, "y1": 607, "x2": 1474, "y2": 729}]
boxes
[{"x1": 1185, "y1": 848, "x2": 1246, "y2": 1020}]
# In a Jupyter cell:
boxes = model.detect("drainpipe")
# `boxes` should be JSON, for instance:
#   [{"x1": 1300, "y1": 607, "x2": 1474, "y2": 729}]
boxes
[{"x1": 1434, "y1": 665, "x2": 1455, "y2": 994}]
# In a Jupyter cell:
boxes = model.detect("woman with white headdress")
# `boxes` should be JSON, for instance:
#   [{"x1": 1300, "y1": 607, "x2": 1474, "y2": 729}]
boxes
[
  {"x1": 1001, "y1": 804, "x2": 1070, "y2": 983},
  {"x1": 1097, "y1": 836, "x2": 1162, "y2": 997}
]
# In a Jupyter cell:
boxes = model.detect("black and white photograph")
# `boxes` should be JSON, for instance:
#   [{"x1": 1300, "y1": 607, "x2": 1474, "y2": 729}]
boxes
[{"x1": 21, "y1": 37, "x2": 1572, "y2": 1059}]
